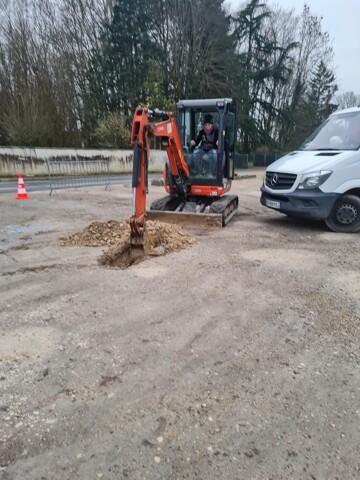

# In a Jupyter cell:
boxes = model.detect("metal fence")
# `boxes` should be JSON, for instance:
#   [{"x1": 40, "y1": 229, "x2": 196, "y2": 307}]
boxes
[
  {"x1": 46, "y1": 159, "x2": 111, "y2": 195},
  {"x1": 235, "y1": 153, "x2": 284, "y2": 169}
]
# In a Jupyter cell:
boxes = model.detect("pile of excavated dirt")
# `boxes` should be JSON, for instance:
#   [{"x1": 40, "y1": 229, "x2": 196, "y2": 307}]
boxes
[
  {"x1": 60, "y1": 220, "x2": 129, "y2": 247},
  {"x1": 60, "y1": 220, "x2": 196, "y2": 268},
  {"x1": 145, "y1": 220, "x2": 196, "y2": 254}
]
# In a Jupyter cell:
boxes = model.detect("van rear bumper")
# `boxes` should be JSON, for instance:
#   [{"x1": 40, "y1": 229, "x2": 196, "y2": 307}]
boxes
[{"x1": 260, "y1": 187, "x2": 339, "y2": 220}]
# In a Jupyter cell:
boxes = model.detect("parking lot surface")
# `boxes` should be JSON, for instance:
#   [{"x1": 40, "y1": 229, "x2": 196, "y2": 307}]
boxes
[{"x1": 1, "y1": 176, "x2": 359, "y2": 479}]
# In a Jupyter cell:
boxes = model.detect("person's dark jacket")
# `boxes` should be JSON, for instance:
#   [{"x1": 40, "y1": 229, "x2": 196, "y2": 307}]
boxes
[{"x1": 194, "y1": 126, "x2": 219, "y2": 152}]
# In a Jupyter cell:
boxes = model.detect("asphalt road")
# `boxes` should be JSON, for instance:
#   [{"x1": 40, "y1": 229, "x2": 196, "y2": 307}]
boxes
[
  {"x1": 0, "y1": 175, "x2": 136, "y2": 195},
  {"x1": 0, "y1": 170, "x2": 264, "y2": 195}
]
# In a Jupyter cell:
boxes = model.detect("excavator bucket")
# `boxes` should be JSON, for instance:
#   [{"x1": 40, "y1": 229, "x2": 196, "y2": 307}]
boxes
[{"x1": 129, "y1": 236, "x2": 147, "y2": 264}]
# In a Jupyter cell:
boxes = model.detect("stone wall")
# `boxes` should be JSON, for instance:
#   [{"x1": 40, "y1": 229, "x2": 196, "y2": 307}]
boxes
[{"x1": 0, "y1": 147, "x2": 167, "y2": 177}]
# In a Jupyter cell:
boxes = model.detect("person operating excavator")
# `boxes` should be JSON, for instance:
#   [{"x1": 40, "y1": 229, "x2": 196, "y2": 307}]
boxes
[{"x1": 190, "y1": 114, "x2": 219, "y2": 176}]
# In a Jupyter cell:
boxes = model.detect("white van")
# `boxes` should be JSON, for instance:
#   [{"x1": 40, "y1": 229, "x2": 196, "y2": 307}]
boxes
[{"x1": 260, "y1": 107, "x2": 360, "y2": 232}]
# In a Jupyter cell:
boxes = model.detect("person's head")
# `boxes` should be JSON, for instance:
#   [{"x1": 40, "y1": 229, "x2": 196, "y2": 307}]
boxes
[{"x1": 204, "y1": 114, "x2": 214, "y2": 133}]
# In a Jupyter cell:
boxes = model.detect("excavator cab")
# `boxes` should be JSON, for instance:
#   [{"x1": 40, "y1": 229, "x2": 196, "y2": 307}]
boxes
[{"x1": 176, "y1": 98, "x2": 236, "y2": 186}]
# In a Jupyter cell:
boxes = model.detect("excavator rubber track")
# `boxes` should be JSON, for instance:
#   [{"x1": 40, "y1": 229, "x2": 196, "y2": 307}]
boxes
[{"x1": 147, "y1": 194, "x2": 239, "y2": 229}]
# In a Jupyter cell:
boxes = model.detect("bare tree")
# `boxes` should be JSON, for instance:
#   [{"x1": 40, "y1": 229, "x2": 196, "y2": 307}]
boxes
[
  {"x1": 0, "y1": 1, "x2": 62, "y2": 145},
  {"x1": 51, "y1": 0, "x2": 115, "y2": 143},
  {"x1": 0, "y1": 0, "x2": 114, "y2": 146},
  {"x1": 335, "y1": 91, "x2": 360, "y2": 109},
  {"x1": 267, "y1": 2, "x2": 335, "y2": 149}
]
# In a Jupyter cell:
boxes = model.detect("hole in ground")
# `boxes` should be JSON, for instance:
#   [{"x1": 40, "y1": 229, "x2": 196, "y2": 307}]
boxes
[{"x1": 60, "y1": 220, "x2": 196, "y2": 269}]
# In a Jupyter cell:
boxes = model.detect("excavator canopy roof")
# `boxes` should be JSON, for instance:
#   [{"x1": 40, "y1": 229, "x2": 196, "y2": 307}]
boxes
[{"x1": 177, "y1": 98, "x2": 234, "y2": 110}]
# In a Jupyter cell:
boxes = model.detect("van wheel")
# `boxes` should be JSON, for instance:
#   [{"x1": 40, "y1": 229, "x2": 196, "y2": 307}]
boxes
[{"x1": 325, "y1": 195, "x2": 360, "y2": 233}]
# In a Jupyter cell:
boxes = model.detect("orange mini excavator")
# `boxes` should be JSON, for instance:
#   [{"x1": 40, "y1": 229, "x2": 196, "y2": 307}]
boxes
[{"x1": 128, "y1": 98, "x2": 239, "y2": 250}]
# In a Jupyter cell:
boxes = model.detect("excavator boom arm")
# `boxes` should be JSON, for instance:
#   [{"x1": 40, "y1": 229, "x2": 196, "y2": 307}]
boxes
[{"x1": 129, "y1": 106, "x2": 189, "y2": 239}]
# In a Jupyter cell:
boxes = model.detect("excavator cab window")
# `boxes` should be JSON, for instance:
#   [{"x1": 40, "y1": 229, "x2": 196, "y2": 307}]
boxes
[
  {"x1": 177, "y1": 98, "x2": 236, "y2": 185},
  {"x1": 225, "y1": 112, "x2": 235, "y2": 179},
  {"x1": 178, "y1": 108, "x2": 220, "y2": 181},
  {"x1": 179, "y1": 109, "x2": 192, "y2": 150}
]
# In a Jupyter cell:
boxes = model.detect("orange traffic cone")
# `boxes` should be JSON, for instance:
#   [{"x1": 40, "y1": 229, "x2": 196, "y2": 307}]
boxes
[{"x1": 16, "y1": 173, "x2": 30, "y2": 200}]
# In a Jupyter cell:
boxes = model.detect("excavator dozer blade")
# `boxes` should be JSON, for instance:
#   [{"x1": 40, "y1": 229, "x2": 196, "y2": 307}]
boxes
[
  {"x1": 146, "y1": 210, "x2": 223, "y2": 229},
  {"x1": 148, "y1": 194, "x2": 238, "y2": 229}
]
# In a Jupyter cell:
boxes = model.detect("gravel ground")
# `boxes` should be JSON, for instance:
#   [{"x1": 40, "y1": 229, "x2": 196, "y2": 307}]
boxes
[{"x1": 0, "y1": 176, "x2": 359, "y2": 480}]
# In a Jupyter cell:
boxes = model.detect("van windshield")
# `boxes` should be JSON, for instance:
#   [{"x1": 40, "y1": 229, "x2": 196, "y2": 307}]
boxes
[{"x1": 300, "y1": 111, "x2": 360, "y2": 151}]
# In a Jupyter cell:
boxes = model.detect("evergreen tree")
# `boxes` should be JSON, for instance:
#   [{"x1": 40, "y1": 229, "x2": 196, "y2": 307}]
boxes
[
  {"x1": 90, "y1": 0, "x2": 156, "y2": 118},
  {"x1": 308, "y1": 60, "x2": 338, "y2": 124},
  {"x1": 286, "y1": 61, "x2": 338, "y2": 150},
  {"x1": 232, "y1": 0, "x2": 274, "y2": 153},
  {"x1": 147, "y1": 0, "x2": 236, "y2": 102}
]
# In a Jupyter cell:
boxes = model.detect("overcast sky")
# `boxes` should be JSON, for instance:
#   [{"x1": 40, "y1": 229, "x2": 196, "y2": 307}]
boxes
[{"x1": 227, "y1": 0, "x2": 360, "y2": 95}]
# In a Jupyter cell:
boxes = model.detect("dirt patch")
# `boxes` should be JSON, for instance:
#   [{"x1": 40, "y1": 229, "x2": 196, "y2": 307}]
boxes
[
  {"x1": 0, "y1": 326, "x2": 58, "y2": 361},
  {"x1": 60, "y1": 219, "x2": 196, "y2": 268}
]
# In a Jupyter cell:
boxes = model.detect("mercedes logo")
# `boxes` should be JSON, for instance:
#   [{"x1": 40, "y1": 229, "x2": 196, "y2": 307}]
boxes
[{"x1": 271, "y1": 174, "x2": 278, "y2": 186}]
